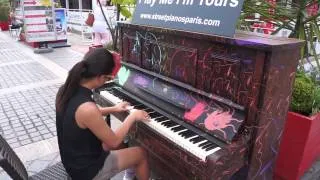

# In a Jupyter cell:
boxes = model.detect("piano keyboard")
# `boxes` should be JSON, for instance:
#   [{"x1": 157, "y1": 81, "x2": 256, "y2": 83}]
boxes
[{"x1": 100, "y1": 88, "x2": 221, "y2": 161}]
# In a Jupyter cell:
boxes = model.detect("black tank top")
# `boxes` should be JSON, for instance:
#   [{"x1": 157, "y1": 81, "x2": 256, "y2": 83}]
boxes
[{"x1": 56, "y1": 86, "x2": 108, "y2": 180}]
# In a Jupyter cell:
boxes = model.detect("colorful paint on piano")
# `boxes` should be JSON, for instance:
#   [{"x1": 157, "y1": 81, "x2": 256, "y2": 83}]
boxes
[{"x1": 115, "y1": 66, "x2": 245, "y2": 142}]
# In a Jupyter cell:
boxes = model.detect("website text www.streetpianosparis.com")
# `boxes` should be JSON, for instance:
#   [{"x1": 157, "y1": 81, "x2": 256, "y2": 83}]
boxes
[{"x1": 140, "y1": 13, "x2": 221, "y2": 27}]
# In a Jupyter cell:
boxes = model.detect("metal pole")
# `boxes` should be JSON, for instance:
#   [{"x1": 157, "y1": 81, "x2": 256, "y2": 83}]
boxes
[
  {"x1": 66, "y1": 0, "x2": 69, "y2": 9},
  {"x1": 79, "y1": 0, "x2": 82, "y2": 10}
]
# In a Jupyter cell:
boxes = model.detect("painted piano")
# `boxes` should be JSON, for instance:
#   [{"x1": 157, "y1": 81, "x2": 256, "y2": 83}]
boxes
[{"x1": 94, "y1": 23, "x2": 303, "y2": 180}]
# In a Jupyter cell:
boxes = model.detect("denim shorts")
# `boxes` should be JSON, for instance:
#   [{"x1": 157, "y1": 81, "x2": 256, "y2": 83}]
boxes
[{"x1": 93, "y1": 151, "x2": 120, "y2": 180}]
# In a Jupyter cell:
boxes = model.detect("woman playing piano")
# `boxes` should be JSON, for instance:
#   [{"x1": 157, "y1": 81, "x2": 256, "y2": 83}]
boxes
[{"x1": 55, "y1": 48, "x2": 150, "y2": 180}]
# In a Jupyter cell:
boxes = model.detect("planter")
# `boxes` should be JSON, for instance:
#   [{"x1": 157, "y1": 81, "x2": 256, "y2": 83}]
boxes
[
  {"x1": 0, "y1": 21, "x2": 9, "y2": 31},
  {"x1": 275, "y1": 111, "x2": 320, "y2": 180}
]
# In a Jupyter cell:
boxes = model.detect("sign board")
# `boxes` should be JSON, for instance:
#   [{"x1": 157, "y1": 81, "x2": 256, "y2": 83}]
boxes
[
  {"x1": 66, "y1": 10, "x2": 92, "y2": 32},
  {"x1": 132, "y1": 0, "x2": 245, "y2": 37},
  {"x1": 55, "y1": 8, "x2": 67, "y2": 40},
  {"x1": 23, "y1": 0, "x2": 56, "y2": 42}
]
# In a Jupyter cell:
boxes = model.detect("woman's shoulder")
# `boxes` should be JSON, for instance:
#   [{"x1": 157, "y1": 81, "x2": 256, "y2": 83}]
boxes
[{"x1": 77, "y1": 101, "x2": 97, "y2": 113}]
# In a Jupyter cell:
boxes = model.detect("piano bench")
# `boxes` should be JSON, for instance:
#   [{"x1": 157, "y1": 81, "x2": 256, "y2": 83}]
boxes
[{"x1": 0, "y1": 134, "x2": 71, "y2": 180}]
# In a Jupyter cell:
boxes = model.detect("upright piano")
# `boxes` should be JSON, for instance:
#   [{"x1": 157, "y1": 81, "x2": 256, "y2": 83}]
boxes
[{"x1": 94, "y1": 23, "x2": 303, "y2": 180}]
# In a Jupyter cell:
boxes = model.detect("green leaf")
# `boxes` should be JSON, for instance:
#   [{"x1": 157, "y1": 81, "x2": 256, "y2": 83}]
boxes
[{"x1": 119, "y1": 6, "x2": 132, "y2": 18}]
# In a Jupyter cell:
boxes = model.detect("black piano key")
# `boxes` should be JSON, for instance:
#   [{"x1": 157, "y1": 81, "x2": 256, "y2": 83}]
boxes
[
  {"x1": 183, "y1": 132, "x2": 197, "y2": 138},
  {"x1": 166, "y1": 123, "x2": 178, "y2": 128},
  {"x1": 149, "y1": 112, "x2": 162, "y2": 118},
  {"x1": 178, "y1": 130, "x2": 192, "y2": 136},
  {"x1": 134, "y1": 104, "x2": 146, "y2": 109},
  {"x1": 127, "y1": 100, "x2": 140, "y2": 104},
  {"x1": 142, "y1": 108, "x2": 154, "y2": 113},
  {"x1": 202, "y1": 144, "x2": 214, "y2": 151},
  {"x1": 171, "y1": 126, "x2": 185, "y2": 132},
  {"x1": 161, "y1": 120, "x2": 173, "y2": 125},
  {"x1": 198, "y1": 141, "x2": 211, "y2": 147},
  {"x1": 190, "y1": 136, "x2": 206, "y2": 143},
  {"x1": 180, "y1": 130, "x2": 192, "y2": 137},
  {"x1": 162, "y1": 121, "x2": 178, "y2": 127},
  {"x1": 154, "y1": 116, "x2": 169, "y2": 122},
  {"x1": 205, "y1": 144, "x2": 218, "y2": 151},
  {"x1": 201, "y1": 143, "x2": 214, "y2": 150}
]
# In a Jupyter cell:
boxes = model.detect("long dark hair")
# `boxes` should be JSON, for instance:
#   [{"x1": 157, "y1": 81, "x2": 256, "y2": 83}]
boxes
[{"x1": 56, "y1": 48, "x2": 115, "y2": 113}]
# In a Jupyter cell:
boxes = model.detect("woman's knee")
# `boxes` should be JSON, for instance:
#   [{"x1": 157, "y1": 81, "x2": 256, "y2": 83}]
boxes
[{"x1": 133, "y1": 147, "x2": 147, "y2": 161}]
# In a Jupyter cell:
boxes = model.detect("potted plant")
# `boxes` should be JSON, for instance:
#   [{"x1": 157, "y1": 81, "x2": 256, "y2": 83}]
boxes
[
  {"x1": 0, "y1": 0, "x2": 10, "y2": 31},
  {"x1": 274, "y1": 71, "x2": 320, "y2": 180}
]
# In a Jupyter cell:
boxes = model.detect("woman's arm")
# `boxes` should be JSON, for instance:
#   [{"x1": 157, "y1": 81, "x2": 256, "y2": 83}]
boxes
[
  {"x1": 99, "y1": 101, "x2": 129, "y2": 116},
  {"x1": 76, "y1": 102, "x2": 148, "y2": 149},
  {"x1": 99, "y1": 106, "x2": 117, "y2": 115}
]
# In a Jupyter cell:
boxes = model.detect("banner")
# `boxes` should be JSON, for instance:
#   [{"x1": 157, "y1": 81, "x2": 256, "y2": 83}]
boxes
[
  {"x1": 66, "y1": 10, "x2": 91, "y2": 32},
  {"x1": 132, "y1": 0, "x2": 245, "y2": 37},
  {"x1": 23, "y1": 0, "x2": 56, "y2": 42},
  {"x1": 55, "y1": 8, "x2": 67, "y2": 40}
]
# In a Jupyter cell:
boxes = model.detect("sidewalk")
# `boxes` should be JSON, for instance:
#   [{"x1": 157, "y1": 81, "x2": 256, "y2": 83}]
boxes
[{"x1": 0, "y1": 31, "x2": 124, "y2": 179}]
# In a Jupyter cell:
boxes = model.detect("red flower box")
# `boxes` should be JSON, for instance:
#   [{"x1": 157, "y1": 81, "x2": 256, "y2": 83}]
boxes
[
  {"x1": 0, "y1": 21, "x2": 9, "y2": 31},
  {"x1": 275, "y1": 111, "x2": 320, "y2": 180}
]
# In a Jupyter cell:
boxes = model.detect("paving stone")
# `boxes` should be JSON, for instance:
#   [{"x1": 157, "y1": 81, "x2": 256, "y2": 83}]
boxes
[
  {"x1": 0, "y1": 40, "x2": 15, "y2": 49},
  {"x1": 13, "y1": 125, "x2": 23, "y2": 130},
  {"x1": 3, "y1": 129, "x2": 13, "y2": 135},
  {"x1": 43, "y1": 133, "x2": 53, "y2": 139},
  {"x1": 32, "y1": 136, "x2": 43, "y2": 142},
  {"x1": 39, "y1": 129, "x2": 50, "y2": 135},
  {"x1": 37, "y1": 125, "x2": 46, "y2": 131},
  {"x1": 25, "y1": 124, "x2": 34, "y2": 129},
  {"x1": 29, "y1": 132, "x2": 41, "y2": 138},
  {"x1": 10, "y1": 142, "x2": 21, "y2": 148},
  {"x1": 21, "y1": 139, "x2": 32, "y2": 146},
  {"x1": 18, "y1": 135, "x2": 29, "y2": 141},
  {"x1": 4, "y1": 133, "x2": 16, "y2": 139},
  {"x1": 16, "y1": 131, "x2": 27, "y2": 136},
  {"x1": 27, "y1": 129, "x2": 37, "y2": 134},
  {"x1": 0, "y1": 62, "x2": 58, "y2": 89},
  {"x1": 27, "y1": 160, "x2": 51, "y2": 173},
  {"x1": 7, "y1": 137, "x2": 18, "y2": 144}
]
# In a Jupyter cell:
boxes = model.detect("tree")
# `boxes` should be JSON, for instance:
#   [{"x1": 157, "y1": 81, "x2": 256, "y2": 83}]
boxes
[
  {"x1": 239, "y1": 0, "x2": 320, "y2": 73},
  {"x1": 98, "y1": 0, "x2": 136, "y2": 50}
]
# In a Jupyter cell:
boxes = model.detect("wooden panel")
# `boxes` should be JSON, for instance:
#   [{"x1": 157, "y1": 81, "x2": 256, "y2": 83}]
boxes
[
  {"x1": 122, "y1": 34, "x2": 142, "y2": 66},
  {"x1": 141, "y1": 41, "x2": 198, "y2": 86}
]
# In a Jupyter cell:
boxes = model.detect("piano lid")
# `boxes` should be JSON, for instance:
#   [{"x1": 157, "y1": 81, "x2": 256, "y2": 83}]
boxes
[{"x1": 114, "y1": 64, "x2": 245, "y2": 143}]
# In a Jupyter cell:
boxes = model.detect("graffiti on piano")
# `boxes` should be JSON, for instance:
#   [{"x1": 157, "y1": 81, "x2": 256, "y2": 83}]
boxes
[
  {"x1": 122, "y1": 30, "x2": 197, "y2": 86},
  {"x1": 184, "y1": 101, "x2": 244, "y2": 141},
  {"x1": 144, "y1": 42, "x2": 197, "y2": 85},
  {"x1": 120, "y1": 30, "x2": 255, "y2": 141},
  {"x1": 196, "y1": 44, "x2": 255, "y2": 106},
  {"x1": 203, "y1": 109, "x2": 243, "y2": 140},
  {"x1": 123, "y1": 33, "x2": 141, "y2": 66},
  {"x1": 119, "y1": 68, "x2": 244, "y2": 142}
]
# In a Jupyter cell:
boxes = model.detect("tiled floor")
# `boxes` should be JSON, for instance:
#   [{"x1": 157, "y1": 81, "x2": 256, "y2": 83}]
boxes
[{"x1": 0, "y1": 85, "x2": 59, "y2": 148}]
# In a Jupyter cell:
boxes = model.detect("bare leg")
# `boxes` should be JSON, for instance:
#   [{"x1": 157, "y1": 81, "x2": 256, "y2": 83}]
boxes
[
  {"x1": 94, "y1": 32, "x2": 102, "y2": 46},
  {"x1": 114, "y1": 147, "x2": 149, "y2": 180},
  {"x1": 100, "y1": 32, "x2": 111, "y2": 45}
]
